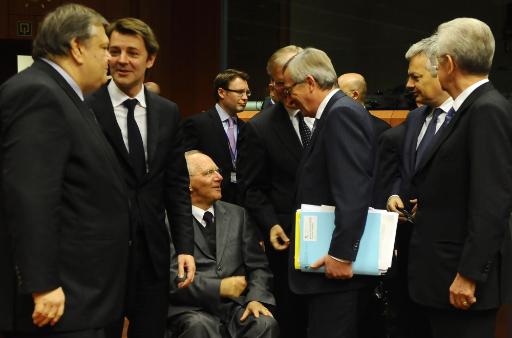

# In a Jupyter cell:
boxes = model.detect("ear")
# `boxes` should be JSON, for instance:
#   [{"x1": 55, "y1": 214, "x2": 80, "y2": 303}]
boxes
[
  {"x1": 146, "y1": 53, "x2": 156, "y2": 69},
  {"x1": 444, "y1": 54, "x2": 456, "y2": 75},
  {"x1": 305, "y1": 75, "x2": 316, "y2": 92},
  {"x1": 69, "y1": 37, "x2": 84, "y2": 65},
  {"x1": 218, "y1": 87, "x2": 226, "y2": 100},
  {"x1": 352, "y1": 90, "x2": 360, "y2": 100}
]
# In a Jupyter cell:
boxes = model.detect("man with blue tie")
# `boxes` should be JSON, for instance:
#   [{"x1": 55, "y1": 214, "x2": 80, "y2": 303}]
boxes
[
  {"x1": 182, "y1": 69, "x2": 251, "y2": 204},
  {"x1": 385, "y1": 36, "x2": 453, "y2": 338}
]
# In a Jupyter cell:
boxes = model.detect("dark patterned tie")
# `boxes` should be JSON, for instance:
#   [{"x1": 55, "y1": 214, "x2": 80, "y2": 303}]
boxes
[
  {"x1": 415, "y1": 108, "x2": 442, "y2": 169},
  {"x1": 297, "y1": 111, "x2": 312, "y2": 148},
  {"x1": 442, "y1": 107, "x2": 456, "y2": 127},
  {"x1": 203, "y1": 211, "x2": 214, "y2": 229},
  {"x1": 123, "y1": 99, "x2": 146, "y2": 178}
]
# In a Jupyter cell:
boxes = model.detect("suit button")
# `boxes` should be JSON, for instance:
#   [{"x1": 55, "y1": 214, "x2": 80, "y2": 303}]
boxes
[{"x1": 128, "y1": 240, "x2": 133, "y2": 247}]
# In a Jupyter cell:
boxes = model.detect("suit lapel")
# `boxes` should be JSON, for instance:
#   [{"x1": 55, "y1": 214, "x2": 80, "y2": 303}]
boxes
[
  {"x1": 209, "y1": 109, "x2": 233, "y2": 168},
  {"x1": 214, "y1": 202, "x2": 231, "y2": 265},
  {"x1": 304, "y1": 90, "x2": 343, "y2": 159},
  {"x1": 404, "y1": 105, "x2": 429, "y2": 174},
  {"x1": 145, "y1": 89, "x2": 159, "y2": 174},
  {"x1": 415, "y1": 83, "x2": 491, "y2": 173},
  {"x1": 36, "y1": 61, "x2": 126, "y2": 192},
  {"x1": 271, "y1": 103, "x2": 302, "y2": 162},
  {"x1": 193, "y1": 218, "x2": 215, "y2": 260},
  {"x1": 90, "y1": 85, "x2": 133, "y2": 172}
]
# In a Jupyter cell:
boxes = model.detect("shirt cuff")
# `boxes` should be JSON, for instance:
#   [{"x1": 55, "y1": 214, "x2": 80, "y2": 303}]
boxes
[{"x1": 329, "y1": 255, "x2": 352, "y2": 263}]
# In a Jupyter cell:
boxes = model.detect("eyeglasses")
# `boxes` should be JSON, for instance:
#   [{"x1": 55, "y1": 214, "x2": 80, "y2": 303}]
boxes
[
  {"x1": 224, "y1": 88, "x2": 251, "y2": 98},
  {"x1": 283, "y1": 81, "x2": 304, "y2": 97},
  {"x1": 191, "y1": 168, "x2": 222, "y2": 177},
  {"x1": 271, "y1": 80, "x2": 285, "y2": 88}
]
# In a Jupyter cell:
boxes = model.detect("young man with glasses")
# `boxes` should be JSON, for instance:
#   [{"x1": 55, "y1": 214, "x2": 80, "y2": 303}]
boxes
[{"x1": 182, "y1": 68, "x2": 251, "y2": 204}]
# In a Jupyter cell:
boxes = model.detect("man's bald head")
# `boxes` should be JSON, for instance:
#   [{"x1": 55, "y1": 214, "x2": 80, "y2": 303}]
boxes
[{"x1": 337, "y1": 73, "x2": 367, "y2": 105}]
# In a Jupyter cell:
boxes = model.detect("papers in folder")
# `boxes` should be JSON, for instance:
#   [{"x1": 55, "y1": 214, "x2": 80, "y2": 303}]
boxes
[{"x1": 294, "y1": 204, "x2": 398, "y2": 275}]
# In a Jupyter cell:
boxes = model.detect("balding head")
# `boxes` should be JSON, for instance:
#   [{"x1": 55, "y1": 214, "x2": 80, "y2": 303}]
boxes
[{"x1": 337, "y1": 73, "x2": 367, "y2": 105}]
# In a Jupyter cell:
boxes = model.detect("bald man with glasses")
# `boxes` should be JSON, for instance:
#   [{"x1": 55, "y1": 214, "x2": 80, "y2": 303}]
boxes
[{"x1": 182, "y1": 69, "x2": 251, "y2": 204}]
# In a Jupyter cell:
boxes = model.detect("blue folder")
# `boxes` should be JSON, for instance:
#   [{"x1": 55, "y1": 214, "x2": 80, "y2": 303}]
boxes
[{"x1": 294, "y1": 208, "x2": 391, "y2": 276}]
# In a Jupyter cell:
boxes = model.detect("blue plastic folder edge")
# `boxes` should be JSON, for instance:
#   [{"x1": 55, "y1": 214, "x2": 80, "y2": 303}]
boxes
[{"x1": 295, "y1": 209, "x2": 382, "y2": 276}]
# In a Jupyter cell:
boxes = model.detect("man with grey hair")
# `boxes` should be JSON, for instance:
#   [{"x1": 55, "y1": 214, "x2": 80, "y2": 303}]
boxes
[
  {"x1": 283, "y1": 47, "x2": 375, "y2": 338},
  {"x1": 0, "y1": 4, "x2": 130, "y2": 338},
  {"x1": 237, "y1": 45, "x2": 309, "y2": 338},
  {"x1": 380, "y1": 35, "x2": 453, "y2": 338},
  {"x1": 407, "y1": 18, "x2": 512, "y2": 338}
]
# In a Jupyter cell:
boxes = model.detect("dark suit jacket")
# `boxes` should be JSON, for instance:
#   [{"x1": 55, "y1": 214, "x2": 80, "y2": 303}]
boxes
[
  {"x1": 168, "y1": 201, "x2": 275, "y2": 319},
  {"x1": 372, "y1": 124, "x2": 405, "y2": 209},
  {"x1": 370, "y1": 113, "x2": 391, "y2": 142},
  {"x1": 237, "y1": 102, "x2": 303, "y2": 235},
  {"x1": 0, "y1": 60, "x2": 130, "y2": 331},
  {"x1": 181, "y1": 108, "x2": 245, "y2": 204},
  {"x1": 408, "y1": 82, "x2": 512, "y2": 309},
  {"x1": 86, "y1": 84, "x2": 194, "y2": 278},
  {"x1": 290, "y1": 90, "x2": 375, "y2": 295},
  {"x1": 390, "y1": 105, "x2": 430, "y2": 209}
]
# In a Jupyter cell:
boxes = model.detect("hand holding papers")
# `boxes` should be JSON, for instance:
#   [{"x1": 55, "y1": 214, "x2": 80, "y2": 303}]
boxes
[{"x1": 294, "y1": 204, "x2": 398, "y2": 276}]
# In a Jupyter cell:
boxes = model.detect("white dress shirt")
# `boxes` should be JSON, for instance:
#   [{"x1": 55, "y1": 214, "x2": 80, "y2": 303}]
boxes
[
  {"x1": 287, "y1": 107, "x2": 315, "y2": 145},
  {"x1": 416, "y1": 97, "x2": 454, "y2": 148},
  {"x1": 192, "y1": 205, "x2": 215, "y2": 228},
  {"x1": 108, "y1": 81, "x2": 148, "y2": 162}
]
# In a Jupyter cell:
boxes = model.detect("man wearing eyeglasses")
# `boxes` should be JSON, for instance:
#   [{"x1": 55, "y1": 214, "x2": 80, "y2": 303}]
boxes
[
  {"x1": 237, "y1": 45, "x2": 310, "y2": 338},
  {"x1": 283, "y1": 48, "x2": 375, "y2": 338},
  {"x1": 167, "y1": 150, "x2": 278, "y2": 338},
  {"x1": 182, "y1": 69, "x2": 251, "y2": 204}
]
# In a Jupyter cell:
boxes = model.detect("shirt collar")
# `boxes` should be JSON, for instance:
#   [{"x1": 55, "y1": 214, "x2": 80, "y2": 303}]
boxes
[
  {"x1": 452, "y1": 78, "x2": 489, "y2": 111},
  {"x1": 437, "y1": 97, "x2": 454, "y2": 113},
  {"x1": 41, "y1": 58, "x2": 84, "y2": 100},
  {"x1": 192, "y1": 205, "x2": 215, "y2": 222},
  {"x1": 108, "y1": 80, "x2": 147, "y2": 109},
  {"x1": 215, "y1": 103, "x2": 237, "y2": 123},
  {"x1": 316, "y1": 88, "x2": 340, "y2": 120}
]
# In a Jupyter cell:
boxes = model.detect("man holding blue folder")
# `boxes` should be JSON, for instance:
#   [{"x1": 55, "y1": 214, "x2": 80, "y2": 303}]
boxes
[{"x1": 283, "y1": 48, "x2": 375, "y2": 338}]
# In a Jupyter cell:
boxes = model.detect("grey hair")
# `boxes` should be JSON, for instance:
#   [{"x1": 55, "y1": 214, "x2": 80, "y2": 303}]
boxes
[
  {"x1": 405, "y1": 36, "x2": 438, "y2": 76},
  {"x1": 32, "y1": 3, "x2": 108, "y2": 59},
  {"x1": 266, "y1": 45, "x2": 303, "y2": 76},
  {"x1": 184, "y1": 150, "x2": 203, "y2": 176},
  {"x1": 283, "y1": 47, "x2": 338, "y2": 90},
  {"x1": 434, "y1": 17, "x2": 494, "y2": 75}
]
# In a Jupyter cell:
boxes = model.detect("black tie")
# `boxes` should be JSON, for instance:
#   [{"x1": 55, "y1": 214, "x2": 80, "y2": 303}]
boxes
[
  {"x1": 415, "y1": 108, "x2": 442, "y2": 169},
  {"x1": 297, "y1": 111, "x2": 312, "y2": 148},
  {"x1": 203, "y1": 211, "x2": 214, "y2": 228},
  {"x1": 123, "y1": 99, "x2": 146, "y2": 178}
]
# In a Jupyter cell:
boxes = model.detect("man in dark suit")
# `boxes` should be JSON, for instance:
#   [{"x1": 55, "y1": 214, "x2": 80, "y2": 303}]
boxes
[
  {"x1": 86, "y1": 18, "x2": 195, "y2": 338},
  {"x1": 0, "y1": 4, "x2": 130, "y2": 338},
  {"x1": 337, "y1": 72, "x2": 390, "y2": 140},
  {"x1": 373, "y1": 124, "x2": 405, "y2": 209},
  {"x1": 406, "y1": 18, "x2": 512, "y2": 338},
  {"x1": 167, "y1": 151, "x2": 278, "y2": 338},
  {"x1": 181, "y1": 69, "x2": 251, "y2": 204},
  {"x1": 283, "y1": 48, "x2": 375, "y2": 338},
  {"x1": 384, "y1": 37, "x2": 453, "y2": 338},
  {"x1": 237, "y1": 45, "x2": 309, "y2": 338}
]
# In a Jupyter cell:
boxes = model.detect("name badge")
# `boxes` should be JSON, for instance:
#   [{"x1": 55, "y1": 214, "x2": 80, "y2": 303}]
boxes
[{"x1": 230, "y1": 171, "x2": 237, "y2": 183}]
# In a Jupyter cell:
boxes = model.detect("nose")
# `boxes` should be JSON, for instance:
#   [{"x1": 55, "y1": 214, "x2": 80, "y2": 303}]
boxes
[
  {"x1": 214, "y1": 171, "x2": 223, "y2": 181},
  {"x1": 118, "y1": 51, "x2": 128, "y2": 63},
  {"x1": 405, "y1": 78, "x2": 414, "y2": 90}
]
